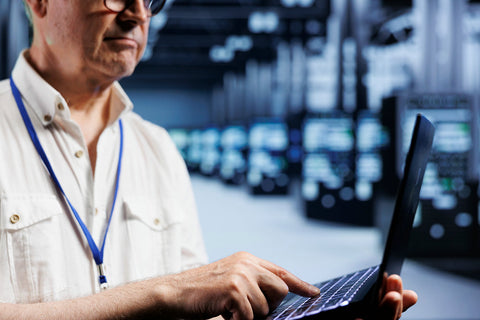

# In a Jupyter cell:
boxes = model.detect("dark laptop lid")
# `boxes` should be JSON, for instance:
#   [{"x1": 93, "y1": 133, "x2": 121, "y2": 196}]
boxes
[{"x1": 379, "y1": 114, "x2": 435, "y2": 278}]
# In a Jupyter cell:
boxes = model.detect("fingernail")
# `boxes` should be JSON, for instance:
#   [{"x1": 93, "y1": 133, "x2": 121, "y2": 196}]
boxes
[{"x1": 310, "y1": 286, "x2": 320, "y2": 295}]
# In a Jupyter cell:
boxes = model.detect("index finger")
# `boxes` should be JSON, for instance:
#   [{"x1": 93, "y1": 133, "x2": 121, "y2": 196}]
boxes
[{"x1": 256, "y1": 257, "x2": 320, "y2": 297}]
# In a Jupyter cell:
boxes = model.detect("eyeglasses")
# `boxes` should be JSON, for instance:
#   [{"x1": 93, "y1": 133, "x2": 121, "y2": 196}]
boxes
[{"x1": 104, "y1": 0, "x2": 166, "y2": 17}]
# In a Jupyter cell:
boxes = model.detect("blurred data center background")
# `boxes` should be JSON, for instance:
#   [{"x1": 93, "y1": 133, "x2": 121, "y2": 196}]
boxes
[{"x1": 2, "y1": 0, "x2": 480, "y2": 318}]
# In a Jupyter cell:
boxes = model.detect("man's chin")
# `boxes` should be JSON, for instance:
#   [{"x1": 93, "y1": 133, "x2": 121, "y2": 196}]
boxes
[
  {"x1": 93, "y1": 51, "x2": 140, "y2": 79},
  {"x1": 99, "y1": 61, "x2": 137, "y2": 82}
]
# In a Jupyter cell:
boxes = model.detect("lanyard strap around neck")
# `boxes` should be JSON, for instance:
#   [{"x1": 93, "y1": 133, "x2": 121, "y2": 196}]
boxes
[{"x1": 9, "y1": 77, "x2": 124, "y2": 289}]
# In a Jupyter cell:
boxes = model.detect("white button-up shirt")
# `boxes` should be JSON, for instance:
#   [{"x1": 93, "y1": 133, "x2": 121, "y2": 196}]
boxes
[{"x1": 0, "y1": 53, "x2": 208, "y2": 303}]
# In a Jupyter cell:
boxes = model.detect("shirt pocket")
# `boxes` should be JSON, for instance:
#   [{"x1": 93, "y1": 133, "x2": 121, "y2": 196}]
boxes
[
  {"x1": 0, "y1": 193, "x2": 67, "y2": 303},
  {"x1": 123, "y1": 195, "x2": 183, "y2": 278}
]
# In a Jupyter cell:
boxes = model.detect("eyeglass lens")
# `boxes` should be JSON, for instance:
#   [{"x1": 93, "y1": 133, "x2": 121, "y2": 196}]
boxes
[{"x1": 105, "y1": 0, "x2": 166, "y2": 16}]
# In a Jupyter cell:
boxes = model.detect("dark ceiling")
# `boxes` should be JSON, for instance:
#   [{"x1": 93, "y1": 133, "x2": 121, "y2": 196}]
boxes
[{"x1": 125, "y1": 0, "x2": 330, "y2": 88}]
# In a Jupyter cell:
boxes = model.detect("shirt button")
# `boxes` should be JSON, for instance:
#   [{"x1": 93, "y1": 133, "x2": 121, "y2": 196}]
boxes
[
  {"x1": 44, "y1": 114, "x2": 52, "y2": 122},
  {"x1": 95, "y1": 208, "x2": 99, "y2": 216},
  {"x1": 57, "y1": 103, "x2": 65, "y2": 111},
  {"x1": 153, "y1": 218, "x2": 160, "y2": 226},
  {"x1": 75, "y1": 150, "x2": 84, "y2": 158},
  {"x1": 10, "y1": 214, "x2": 20, "y2": 224}
]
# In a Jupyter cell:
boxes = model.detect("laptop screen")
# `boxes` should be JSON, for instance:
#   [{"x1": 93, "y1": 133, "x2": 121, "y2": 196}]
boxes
[{"x1": 379, "y1": 114, "x2": 435, "y2": 278}]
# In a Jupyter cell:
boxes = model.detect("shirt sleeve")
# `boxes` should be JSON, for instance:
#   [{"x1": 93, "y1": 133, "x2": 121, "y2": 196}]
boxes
[
  {"x1": 167, "y1": 132, "x2": 209, "y2": 271},
  {"x1": 126, "y1": 114, "x2": 210, "y2": 273}
]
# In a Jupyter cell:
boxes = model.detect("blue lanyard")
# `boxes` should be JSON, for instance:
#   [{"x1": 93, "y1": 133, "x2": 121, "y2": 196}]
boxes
[{"x1": 10, "y1": 78, "x2": 123, "y2": 290}]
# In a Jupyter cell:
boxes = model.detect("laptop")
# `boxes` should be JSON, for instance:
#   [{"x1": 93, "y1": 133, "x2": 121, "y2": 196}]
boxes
[{"x1": 267, "y1": 114, "x2": 435, "y2": 320}]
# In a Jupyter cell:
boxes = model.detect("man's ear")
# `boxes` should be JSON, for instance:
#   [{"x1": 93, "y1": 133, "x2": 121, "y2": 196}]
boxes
[{"x1": 24, "y1": 0, "x2": 48, "y2": 18}]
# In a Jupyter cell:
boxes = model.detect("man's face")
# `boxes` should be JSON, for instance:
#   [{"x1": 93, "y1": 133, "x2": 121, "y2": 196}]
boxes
[{"x1": 40, "y1": 0, "x2": 150, "y2": 82}]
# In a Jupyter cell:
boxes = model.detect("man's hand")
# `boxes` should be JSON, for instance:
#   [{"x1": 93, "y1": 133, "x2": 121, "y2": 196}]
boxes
[
  {"x1": 157, "y1": 253, "x2": 417, "y2": 320},
  {"x1": 358, "y1": 274, "x2": 418, "y2": 320},
  {"x1": 377, "y1": 274, "x2": 418, "y2": 320},
  {"x1": 156, "y1": 252, "x2": 320, "y2": 320}
]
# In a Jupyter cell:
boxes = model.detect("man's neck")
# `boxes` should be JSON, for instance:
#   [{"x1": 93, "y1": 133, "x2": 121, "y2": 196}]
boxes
[
  {"x1": 70, "y1": 96, "x2": 111, "y2": 176},
  {"x1": 25, "y1": 48, "x2": 113, "y2": 113},
  {"x1": 25, "y1": 48, "x2": 113, "y2": 175}
]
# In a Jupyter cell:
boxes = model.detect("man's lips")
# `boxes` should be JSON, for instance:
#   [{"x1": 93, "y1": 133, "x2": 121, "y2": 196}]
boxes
[{"x1": 104, "y1": 36, "x2": 138, "y2": 47}]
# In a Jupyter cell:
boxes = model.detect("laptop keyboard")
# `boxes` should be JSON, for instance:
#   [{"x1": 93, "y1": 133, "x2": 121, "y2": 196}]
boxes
[{"x1": 269, "y1": 265, "x2": 379, "y2": 320}]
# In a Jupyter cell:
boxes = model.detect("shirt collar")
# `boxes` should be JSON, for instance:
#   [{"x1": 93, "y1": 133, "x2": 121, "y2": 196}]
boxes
[
  {"x1": 110, "y1": 81, "x2": 134, "y2": 125},
  {"x1": 11, "y1": 50, "x2": 133, "y2": 127}
]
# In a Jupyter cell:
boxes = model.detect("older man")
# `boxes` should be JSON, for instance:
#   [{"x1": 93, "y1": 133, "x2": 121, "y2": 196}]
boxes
[{"x1": 0, "y1": 0, "x2": 417, "y2": 319}]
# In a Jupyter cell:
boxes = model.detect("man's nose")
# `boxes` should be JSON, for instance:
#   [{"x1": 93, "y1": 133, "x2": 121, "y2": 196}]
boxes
[{"x1": 118, "y1": 0, "x2": 149, "y2": 24}]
